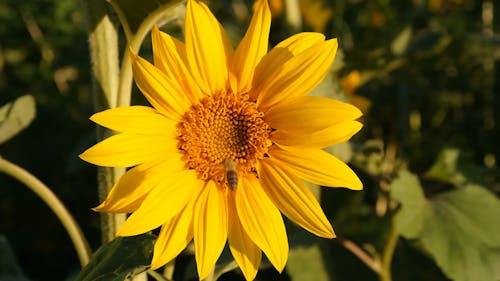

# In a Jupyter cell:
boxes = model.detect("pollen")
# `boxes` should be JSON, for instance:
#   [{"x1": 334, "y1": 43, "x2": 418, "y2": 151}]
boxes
[{"x1": 178, "y1": 92, "x2": 271, "y2": 187}]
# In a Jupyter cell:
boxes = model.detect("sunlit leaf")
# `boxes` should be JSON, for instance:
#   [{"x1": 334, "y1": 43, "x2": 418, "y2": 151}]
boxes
[
  {"x1": 331, "y1": 49, "x2": 345, "y2": 73},
  {"x1": 74, "y1": 234, "x2": 155, "y2": 281},
  {"x1": 390, "y1": 171, "x2": 430, "y2": 238},
  {"x1": 391, "y1": 26, "x2": 412, "y2": 56},
  {"x1": 425, "y1": 148, "x2": 462, "y2": 184},
  {"x1": 0, "y1": 95, "x2": 36, "y2": 146},
  {"x1": 310, "y1": 70, "x2": 346, "y2": 102},
  {"x1": 392, "y1": 171, "x2": 500, "y2": 281},
  {"x1": 325, "y1": 142, "x2": 352, "y2": 164}
]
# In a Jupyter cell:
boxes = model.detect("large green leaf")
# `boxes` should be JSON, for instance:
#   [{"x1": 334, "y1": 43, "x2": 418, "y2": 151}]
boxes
[
  {"x1": 390, "y1": 171, "x2": 430, "y2": 238},
  {"x1": 75, "y1": 234, "x2": 156, "y2": 281},
  {"x1": 0, "y1": 95, "x2": 36, "y2": 146},
  {"x1": 391, "y1": 171, "x2": 500, "y2": 281},
  {"x1": 287, "y1": 243, "x2": 330, "y2": 281}
]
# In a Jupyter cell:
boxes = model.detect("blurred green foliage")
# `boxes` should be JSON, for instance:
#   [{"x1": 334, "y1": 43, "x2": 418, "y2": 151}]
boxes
[{"x1": 0, "y1": 0, "x2": 499, "y2": 280}]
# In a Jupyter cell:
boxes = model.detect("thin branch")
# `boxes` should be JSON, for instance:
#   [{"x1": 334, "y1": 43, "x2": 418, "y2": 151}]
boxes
[
  {"x1": 336, "y1": 237, "x2": 381, "y2": 273},
  {"x1": 0, "y1": 156, "x2": 92, "y2": 266}
]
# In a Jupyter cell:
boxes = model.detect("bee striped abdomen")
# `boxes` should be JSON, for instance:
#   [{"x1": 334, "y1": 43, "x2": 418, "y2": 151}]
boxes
[{"x1": 223, "y1": 159, "x2": 238, "y2": 190}]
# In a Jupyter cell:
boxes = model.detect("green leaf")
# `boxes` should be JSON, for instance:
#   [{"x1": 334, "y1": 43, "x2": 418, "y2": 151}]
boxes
[
  {"x1": 424, "y1": 148, "x2": 463, "y2": 184},
  {"x1": 419, "y1": 185, "x2": 500, "y2": 281},
  {"x1": 392, "y1": 171, "x2": 500, "y2": 281},
  {"x1": 0, "y1": 95, "x2": 36, "y2": 146},
  {"x1": 325, "y1": 141, "x2": 353, "y2": 164},
  {"x1": 287, "y1": 243, "x2": 329, "y2": 281},
  {"x1": 407, "y1": 30, "x2": 452, "y2": 56},
  {"x1": 391, "y1": 26, "x2": 412, "y2": 56},
  {"x1": 309, "y1": 68, "x2": 347, "y2": 102},
  {"x1": 109, "y1": 0, "x2": 184, "y2": 35},
  {"x1": 75, "y1": 233, "x2": 156, "y2": 281},
  {"x1": 425, "y1": 148, "x2": 483, "y2": 186},
  {"x1": 391, "y1": 171, "x2": 430, "y2": 238}
]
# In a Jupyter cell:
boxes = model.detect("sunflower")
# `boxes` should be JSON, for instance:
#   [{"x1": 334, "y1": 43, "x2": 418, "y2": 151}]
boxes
[{"x1": 80, "y1": 0, "x2": 363, "y2": 280}]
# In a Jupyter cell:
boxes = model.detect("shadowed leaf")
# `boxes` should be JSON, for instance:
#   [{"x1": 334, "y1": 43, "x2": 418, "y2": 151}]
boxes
[
  {"x1": 74, "y1": 234, "x2": 155, "y2": 281},
  {"x1": 0, "y1": 95, "x2": 36, "y2": 146},
  {"x1": 392, "y1": 171, "x2": 500, "y2": 281}
]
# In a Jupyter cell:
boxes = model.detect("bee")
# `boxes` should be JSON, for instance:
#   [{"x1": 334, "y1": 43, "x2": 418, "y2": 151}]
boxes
[{"x1": 223, "y1": 159, "x2": 238, "y2": 190}]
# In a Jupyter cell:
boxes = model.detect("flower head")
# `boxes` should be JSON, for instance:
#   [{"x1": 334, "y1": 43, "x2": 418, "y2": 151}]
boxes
[{"x1": 80, "y1": 0, "x2": 363, "y2": 279}]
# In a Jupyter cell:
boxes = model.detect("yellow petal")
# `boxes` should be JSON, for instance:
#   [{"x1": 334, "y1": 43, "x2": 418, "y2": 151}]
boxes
[
  {"x1": 116, "y1": 170, "x2": 202, "y2": 236},
  {"x1": 151, "y1": 26, "x2": 204, "y2": 103},
  {"x1": 265, "y1": 96, "x2": 362, "y2": 134},
  {"x1": 228, "y1": 192, "x2": 262, "y2": 281},
  {"x1": 185, "y1": 0, "x2": 233, "y2": 94},
  {"x1": 130, "y1": 50, "x2": 191, "y2": 120},
  {"x1": 79, "y1": 133, "x2": 176, "y2": 167},
  {"x1": 250, "y1": 32, "x2": 325, "y2": 100},
  {"x1": 90, "y1": 106, "x2": 177, "y2": 136},
  {"x1": 151, "y1": 200, "x2": 194, "y2": 270},
  {"x1": 94, "y1": 154, "x2": 185, "y2": 213},
  {"x1": 256, "y1": 39, "x2": 338, "y2": 110},
  {"x1": 258, "y1": 158, "x2": 335, "y2": 238},
  {"x1": 271, "y1": 121, "x2": 363, "y2": 148},
  {"x1": 193, "y1": 181, "x2": 228, "y2": 280},
  {"x1": 268, "y1": 146, "x2": 363, "y2": 190},
  {"x1": 230, "y1": 0, "x2": 271, "y2": 94},
  {"x1": 235, "y1": 175, "x2": 288, "y2": 272}
]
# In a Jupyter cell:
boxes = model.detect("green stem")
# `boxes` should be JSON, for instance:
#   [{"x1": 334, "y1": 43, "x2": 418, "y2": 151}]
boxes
[
  {"x1": 379, "y1": 217, "x2": 399, "y2": 281},
  {"x1": 80, "y1": 0, "x2": 126, "y2": 243},
  {"x1": 162, "y1": 259, "x2": 176, "y2": 280},
  {"x1": 0, "y1": 156, "x2": 91, "y2": 266},
  {"x1": 213, "y1": 261, "x2": 238, "y2": 281},
  {"x1": 109, "y1": 0, "x2": 185, "y2": 107}
]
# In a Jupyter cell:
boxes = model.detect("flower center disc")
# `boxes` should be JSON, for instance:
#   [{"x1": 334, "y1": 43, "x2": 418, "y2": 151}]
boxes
[{"x1": 178, "y1": 93, "x2": 271, "y2": 187}]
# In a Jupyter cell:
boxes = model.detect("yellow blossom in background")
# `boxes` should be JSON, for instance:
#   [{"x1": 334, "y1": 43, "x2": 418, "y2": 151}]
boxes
[
  {"x1": 428, "y1": 0, "x2": 464, "y2": 13},
  {"x1": 269, "y1": 0, "x2": 284, "y2": 18},
  {"x1": 340, "y1": 70, "x2": 371, "y2": 114},
  {"x1": 299, "y1": 0, "x2": 333, "y2": 33},
  {"x1": 370, "y1": 10, "x2": 386, "y2": 28},
  {"x1": 80, "y1": 0, "x2": 363, "y2": 280}
]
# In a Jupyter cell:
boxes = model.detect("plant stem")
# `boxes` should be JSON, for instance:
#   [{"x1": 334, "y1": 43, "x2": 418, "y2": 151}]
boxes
[
  {"x1": 379, "y1": 217, "x2": 399, "y2": 281},
  {"x1": 80, "y1": 0, "x2": 126, "y2": 244},
  {"x1": 0, "y1": 156, "x2": 91, "y2": 266},
  {"x1": 109, "y1": 0, "x2": 186, "y2": 108},
  {"x1": 337, "y1": 237, "x2": 381, "y2": 273},
  {"x1": 203, "y1": 268, "x2": 215, "y2": 281},
  {"x1": 213, "y1": 261, "x2": 238, "y2": 281}
]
